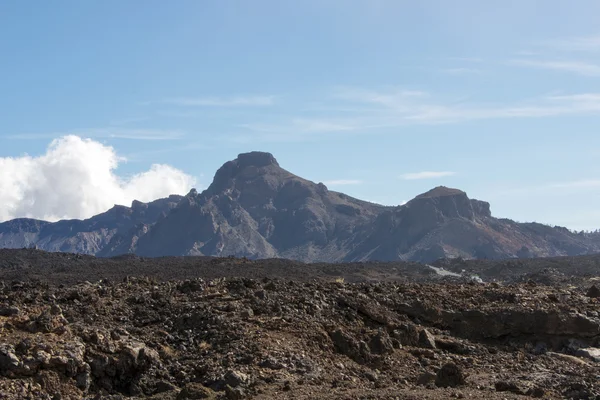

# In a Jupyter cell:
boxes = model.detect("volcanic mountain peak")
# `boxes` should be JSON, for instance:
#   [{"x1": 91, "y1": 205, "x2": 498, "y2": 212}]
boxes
[
  {"x1": 236, "y1": 151, "x2": 279, "y2": 168},
  {"x1": 207, "y1": 151, "x2": 288, "y2": 194},
  {"x1": 415, "y1": 186, "x2": 466, "y2": 199}
]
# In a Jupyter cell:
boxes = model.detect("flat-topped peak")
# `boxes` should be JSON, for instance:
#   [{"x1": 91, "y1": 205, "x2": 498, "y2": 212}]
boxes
[
  {"x1": 415, "y1": 186, "x2": 466, "y2": 200},
  {"x1": 236, "y1": 151, "x2": 279, "y2": 168}
]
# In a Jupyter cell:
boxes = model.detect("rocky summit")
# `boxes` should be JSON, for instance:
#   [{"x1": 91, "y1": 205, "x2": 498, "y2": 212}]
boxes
[
  {"x1": 1, "y1": 152, "x2": 600, "y2": 262},
  {"x1": 1, "y1": 249, "x2": 600, "y2": 399}
]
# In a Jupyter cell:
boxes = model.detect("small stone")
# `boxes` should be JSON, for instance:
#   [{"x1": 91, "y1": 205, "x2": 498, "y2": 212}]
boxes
[
  {"x1": 364, "y1": 370, "x2": 378, "y2": 382},
  {"x1": 155, "y1": 380, "x2": 178, "y2": 393},
  {"x1": 76, "y1": 371, "x2": 92, "y2": 391},
  {"x1": 176, "y1": 382, "x2": 216, "y2": 399},
  {"x1": 586, "y1": 285, "x2": 600, "y2": 298},
  {"x1": 0, "y1": 306, "x2": 20, "y2": 317},
  {"x1": 495, "y1": 380, "x2": 527, "y2": 395},
  {"x1": 240, "y1": 309, "x2": 254, "y2": 319},
  {"x1": 435, "y1": 363, "x2": 466, "y2": 388},
  {"x1": 575, "y1": 347, "x2": 600, "y2": 362},
  {"x1": 417, "y1": 371, "x2": 436, "y2": 386},
  {"x1": 418, "y1": 329, "x2": 437, "y2": 349},
  {"x1": 369, "y1": 330, "x2": 394, "y2": 355},
  {"x1": 224, "y1": 370, "x2": 249, "y2": 387},
  {"x1": 527, "y1": 386, "x2": 546, "y2": 398},
  {"x1": 50, "y1": 304, "x2": 63, "y2": 315},
  {"x1": 225, "y1": 385, "x2": 245, "y2": 400}
]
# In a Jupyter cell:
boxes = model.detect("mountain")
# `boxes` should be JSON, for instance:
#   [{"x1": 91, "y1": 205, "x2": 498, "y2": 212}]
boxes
[
  {"x1": 0, "y1": 195, "x2": 182, "y2": 255},
  {"x1": 1, "y1": 151, "x2": 599, "y2": 262},
  {"x1": 134, "y1": 151, "x2": 386, "y2": 260}
]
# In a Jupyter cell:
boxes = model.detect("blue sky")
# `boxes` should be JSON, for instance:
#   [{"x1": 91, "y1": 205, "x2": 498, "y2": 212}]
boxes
[{"x1": 1, "y1": 0, "x2": 600, "y2": 229}]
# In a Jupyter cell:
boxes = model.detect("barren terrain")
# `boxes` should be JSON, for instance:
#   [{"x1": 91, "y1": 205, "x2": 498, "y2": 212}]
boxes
[{"x1": 1, "y1": 249, "x2": 600, "y2": 399}]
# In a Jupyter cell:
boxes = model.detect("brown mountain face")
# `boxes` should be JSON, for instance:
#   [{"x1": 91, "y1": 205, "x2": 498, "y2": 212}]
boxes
[
  {"x1": 134, "y1": 151, "x2": 386, "y2": 260},
  {"x1": 1, "y1": 151, "x2": 599, "y2": 262}
]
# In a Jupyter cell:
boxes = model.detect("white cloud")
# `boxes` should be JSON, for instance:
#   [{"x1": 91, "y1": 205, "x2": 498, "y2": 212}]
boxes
[
  {"x1": 400, "y1": 171, "x2": 456, "y2": 180},
  {"x1": 7, "y1": 128, "x2": 184, "y2": 141},
  {"x1": 509, "y1": 59, "x2": 600, "y2": 77},
  {"x1": 164, "y1": 95, "x2": 275, "y2": 107},
  {"x1": 0, "y1": 136, "x2": 196, "y2": 222},
  {"x1": 322, "y1": 179, "x2": 363, "y2": 186}
]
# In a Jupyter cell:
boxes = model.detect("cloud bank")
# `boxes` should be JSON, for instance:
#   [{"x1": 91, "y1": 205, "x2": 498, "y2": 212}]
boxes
[{"x1": 0, "y1": 136, "x2": 196, "y2": 222}]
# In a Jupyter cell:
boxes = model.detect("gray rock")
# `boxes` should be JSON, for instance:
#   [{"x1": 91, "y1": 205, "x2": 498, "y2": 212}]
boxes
[
  {"x1": 225, "y1": 385, "x2": 245, "y2": 400},
  {"x1": 224, "y1": 370, "x2": 249, "y2": 387},
  {"x1": 418, "y1": 329, "x2": 437, "y2": 349},
  {"x1": 575, "y1": 347, "x2": 600, "y2": 362}
]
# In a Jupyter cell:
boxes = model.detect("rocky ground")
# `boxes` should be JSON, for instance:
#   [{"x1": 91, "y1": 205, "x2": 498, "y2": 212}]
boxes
[{"x1": 1, "y1": 250, "x2": 600, "y2": 399}]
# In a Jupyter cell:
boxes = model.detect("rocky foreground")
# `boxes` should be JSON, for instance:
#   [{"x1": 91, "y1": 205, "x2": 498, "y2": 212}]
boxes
[{"x1": 1, "y1": 266, "x2": 600, "y2": 399}]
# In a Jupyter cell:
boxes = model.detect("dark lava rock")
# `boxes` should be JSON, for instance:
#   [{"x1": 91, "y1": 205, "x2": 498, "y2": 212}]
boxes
[
  {"x1": 586, "y1": 285, "x2": 600, "y2": 298},
  {"x1": 417, "y1": 371, "x2": 437, "y2": 386},
  {"x1": 0, "y1": 307, "x2": 19, "y2": 317},
  {"x1": 368, "y1": 330, "x2": 394, "y2": 355},
  {"x1": 435, "y1": 363, "x2": 466, "y2": 388},
  {"x1": 418, "y1": 329, "x2": 437, "y2": 349},
  {"x1": 495, "y1": 380, "x2": 528, "y2": 395}
]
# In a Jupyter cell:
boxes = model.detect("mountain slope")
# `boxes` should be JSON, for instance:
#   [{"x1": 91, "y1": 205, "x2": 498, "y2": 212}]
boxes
[
  {"x1": 346, "y1": 187, "x2": 599, "y2": 262},
  {"x1": 0, "y1": 195, "x2": 182, "y2": 255},
  {"x1": 135, "y1": 152, "x2": 387, "y2": 260},
  {"x1": 1, "y1": 151, "x2": 599, "y2": 262}
]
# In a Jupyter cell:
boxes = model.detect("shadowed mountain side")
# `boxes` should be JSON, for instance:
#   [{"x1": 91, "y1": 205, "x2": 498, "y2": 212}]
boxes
[{"x1": 1, "y1": 152, "x2": 599, "y2": 262}]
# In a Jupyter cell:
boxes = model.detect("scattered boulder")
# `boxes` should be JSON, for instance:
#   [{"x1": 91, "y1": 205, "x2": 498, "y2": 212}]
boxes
[
  {"x1": 225, "y1": 385, "x2": 245, "y2": 400},
  {"x1": 368, "y1": 330, "x2": 394, "y2": 355},
  {"x1": 417, "y1": 371, "x2": 436, "y2": 386},
  {"x1": 575, "y1": 347, "x2": 600, "y2": 362},
  {"x1": 418, "y1": 329, "x2": 437, "y2": 349},
  {"x1": 329, "y1": 329, "x2": 370, "y2": 364},
  {"x1": 0, "y1": 307, "x2": 19, "y2": 317},
  {"x1": 495, "y1": 380, "x2": 529, "y2": 395},
  {"x1": 586, "y1": 285, "x2": 600, "y2": 298},
  {"x1": 224, "y1": 370, "x2": 249, "y2": 387},
  {"x1": 435, "y1": 363, "x2": 466, "y2": 388}
]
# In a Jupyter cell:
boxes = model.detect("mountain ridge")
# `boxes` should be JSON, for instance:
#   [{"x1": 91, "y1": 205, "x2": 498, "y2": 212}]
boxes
[{"x1": 1, "y1": 151, "x2": 599, "y2": 262}]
